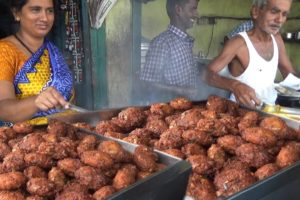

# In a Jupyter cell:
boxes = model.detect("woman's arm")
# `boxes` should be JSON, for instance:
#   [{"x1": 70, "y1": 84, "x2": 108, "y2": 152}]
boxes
[{"x1": 0, "y1": 81, "x2": 68, "y2": 122}]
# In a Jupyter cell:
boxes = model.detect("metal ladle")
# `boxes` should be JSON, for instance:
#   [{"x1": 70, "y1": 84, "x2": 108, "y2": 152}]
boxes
[{"x1": 65, "y1": 103, "x2": 89, "y2": 113}]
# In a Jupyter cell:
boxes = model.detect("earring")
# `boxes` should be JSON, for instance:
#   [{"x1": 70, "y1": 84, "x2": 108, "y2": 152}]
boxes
[{"x1": 15, "y1": 17, "x2": 20, "y2": 22}]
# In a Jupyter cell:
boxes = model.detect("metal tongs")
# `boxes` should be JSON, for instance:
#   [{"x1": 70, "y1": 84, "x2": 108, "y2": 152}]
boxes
[
  {"x1": 257, "y1": 102, "x2": 300, "y2": 115},
  {"x1": 64, "y1": 103, "x2": 89, "y2": 113}
]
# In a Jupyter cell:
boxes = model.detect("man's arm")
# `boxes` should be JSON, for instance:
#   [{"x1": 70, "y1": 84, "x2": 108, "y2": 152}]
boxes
[
  {"x1": 276, "y1": 34, "x2": 299, "y2": 78},
  {"x1": 205, "y1": 37, "x2": 260, "y2": 107}
]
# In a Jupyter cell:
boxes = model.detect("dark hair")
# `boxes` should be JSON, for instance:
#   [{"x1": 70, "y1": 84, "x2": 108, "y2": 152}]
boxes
[
  {"x1": 9, "y1": 0, "x2": 57, "y2": 12},
  {"x1": 252, "y1": 0, "x2": 293, "y2": 8},
  {"x1": 166, "y1": 0, "x2": 198, "y2": 18},
  {"x1": 166, "y1": 0, "x2": 184, "y2": 18},
  {"x1": 9, "y1": 0, "x2": 27, "y2": 12}
]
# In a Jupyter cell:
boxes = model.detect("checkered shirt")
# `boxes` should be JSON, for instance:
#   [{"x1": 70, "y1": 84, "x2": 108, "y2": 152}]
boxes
[
  {"x1": 227, "y1": 20, "x2": 254, "y2": 39},
  {"x1": 140, "y1": 25, "x2": 198, "y2": 88}
]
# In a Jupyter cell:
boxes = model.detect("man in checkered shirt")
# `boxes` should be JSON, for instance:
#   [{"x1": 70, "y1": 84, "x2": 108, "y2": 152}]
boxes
[
  {"x1": 140, "y1": 0, "x2": 200, "y2": 102},
  {"x1": 226, "y1": 20, "x2": 254, "y2": 40}
]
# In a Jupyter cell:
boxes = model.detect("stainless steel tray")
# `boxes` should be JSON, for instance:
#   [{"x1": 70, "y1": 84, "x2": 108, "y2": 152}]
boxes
[
  {"x1": 230, "y1": 106, "x2": 300, "y2": 200},
  {"x1": 50, "y1": 101, "x2": 205, "y2": 127},
  {"x1": 50, "y1": 107, "x2": 124, "y2": 126},
  {"x1": 52, "y1": 101, "x2": 300, "y2": 200},
  {"x1": 78, "y1": 129, "x2": 191, "y2": 200},
  {"x1": 51, "y1": 100, "x2": 300, "y2": 129},
  {"x1": 225, "y1": 160, "x2": 300, "y2": 200},
  {"x1": 256, "y1": 108, "x2": 300, "y2": 130}
]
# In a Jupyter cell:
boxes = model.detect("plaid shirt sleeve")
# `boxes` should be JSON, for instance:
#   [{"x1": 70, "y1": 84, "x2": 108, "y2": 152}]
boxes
[
  {"x1": 227, "y1": 20, "x2": 254, "y2": 39},
  {"x1": 140, "y1": 38, "x2": 168, "y2": 83}
]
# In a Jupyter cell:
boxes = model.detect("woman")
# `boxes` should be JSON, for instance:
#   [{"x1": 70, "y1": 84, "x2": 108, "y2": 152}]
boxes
[{"x1": 0, "y1": 0, "x2": 73, "y2": 126}]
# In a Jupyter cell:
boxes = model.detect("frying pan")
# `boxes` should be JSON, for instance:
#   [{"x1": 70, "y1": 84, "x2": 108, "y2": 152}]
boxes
[
  {"x1": 276, "y1": 95, "x2": 300, "y2": 108},
  {"x1": 275, "y1": 85, "x2": 300, "y2": 108}
]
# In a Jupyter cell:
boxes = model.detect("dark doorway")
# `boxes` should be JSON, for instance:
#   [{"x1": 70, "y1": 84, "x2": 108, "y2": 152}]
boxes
[{"x1": 0, "y1": 0, "x2": 14, "y2": 39}]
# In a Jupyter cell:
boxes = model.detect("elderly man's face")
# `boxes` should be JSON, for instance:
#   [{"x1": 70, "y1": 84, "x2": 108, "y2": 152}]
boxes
[{"x1": 254, "y1": 0, "x2": 291, "y2": 35}]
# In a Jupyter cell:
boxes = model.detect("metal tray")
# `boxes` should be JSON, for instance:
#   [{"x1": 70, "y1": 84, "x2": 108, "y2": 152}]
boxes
[
  {"x1": 52, "y1": 102, "x2": 300, "y2": 200},
  {"x1": 227, "y1": 106, "x2": 300, "y2": 200},
  {"x1": 67, "y1": 125, "x2": 191, "y2": 200},
  {"x1": 225, "y1": 160, "x2": 300, "y2": 200},
  {"x1": 50, "y1": 107, "x2": 124, "y2": 127},
  {"x1": 51, "y1": 101, "x2": 300, "y2": 129}
]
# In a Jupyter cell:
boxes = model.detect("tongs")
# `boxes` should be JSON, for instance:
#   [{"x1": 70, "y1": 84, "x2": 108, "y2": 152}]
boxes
[
  {"x1": 64, "y1": 103, "x2": 89, "y2": 113},
  {"x1": 257, "y1": 102, "x2": 300, "y2": 115}
]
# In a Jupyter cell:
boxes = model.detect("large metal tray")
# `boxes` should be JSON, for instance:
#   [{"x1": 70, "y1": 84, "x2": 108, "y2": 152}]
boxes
[
  {"x1": 225, "y1": 160, "x2": 300, "y2": 200},
  {"x1": 52, "y1": 101, "x2": 300, "y2": 129},
  {"x1": 61, "y1": 122, "x2": 191, "y2": 200},
  {"x1": 52, "y1": 102, "x2": 300, "y2": 200},
  {"x1": 51, "y1": 107, "x2": 124, "y2": 126},
  {"x1": 226, "y1": 105, "x2": 300, "y2": 200}
]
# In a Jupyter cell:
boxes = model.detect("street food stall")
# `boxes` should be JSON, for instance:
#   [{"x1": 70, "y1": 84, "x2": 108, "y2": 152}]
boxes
[{"x1": 1, "y1": 0, "x2": 300, "y2": 199}]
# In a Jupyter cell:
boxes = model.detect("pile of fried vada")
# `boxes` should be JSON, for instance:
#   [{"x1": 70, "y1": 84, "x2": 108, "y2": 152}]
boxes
[
  {"x1": 95, "y1": 96, "x2": 300, "y2": 200},
  {"x1": 0, "y1": 120, "x2": 166, "y2": 200}
]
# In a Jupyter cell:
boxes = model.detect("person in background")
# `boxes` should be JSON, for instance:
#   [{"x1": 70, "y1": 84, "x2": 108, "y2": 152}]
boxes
[
  {"x1": 205, "y1": 0, "x2": 297, "y2": 108},
  {"x1": 139, "y1": 0, "x2": 199, "y2": 103},
  {"x1": 226, "y1": 20, "x2": 254, "y2": 41},
  {"x1": 0, "y1": 0, "x2": 73, "y2": 126}
]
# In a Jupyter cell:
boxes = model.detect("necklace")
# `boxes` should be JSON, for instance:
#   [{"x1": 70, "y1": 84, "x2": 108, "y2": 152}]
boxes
[{"x1": 14, "y1": 34, "x2": 34, "y2": 54}]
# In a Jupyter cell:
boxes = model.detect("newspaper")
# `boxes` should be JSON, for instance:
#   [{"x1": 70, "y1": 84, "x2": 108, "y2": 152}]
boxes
[
  {"x1": 87, "y1": 0, "x2": 118, "y2": 29},
  {"x1": 279, "y1": 73, "x2": 300, "y2": 91}
]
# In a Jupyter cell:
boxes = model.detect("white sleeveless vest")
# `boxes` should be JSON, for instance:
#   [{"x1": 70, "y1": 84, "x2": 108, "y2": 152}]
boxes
[{"x1": 229, "y1": 32, "x2": 278, "y2": 104}]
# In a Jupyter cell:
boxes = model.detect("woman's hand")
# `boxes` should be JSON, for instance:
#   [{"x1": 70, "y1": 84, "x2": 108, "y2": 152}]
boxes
[{"x1": 35, "y1": 87, "x2": 68, "y2": 111}]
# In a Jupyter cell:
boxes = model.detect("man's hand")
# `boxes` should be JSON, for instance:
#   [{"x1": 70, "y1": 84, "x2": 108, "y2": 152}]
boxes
[
  {"x1": 34, "y1": 87, "x2": 68, "y2": 111},
  {"x1": 232, "y1": 82, "x2": 261, "y2": 108}
]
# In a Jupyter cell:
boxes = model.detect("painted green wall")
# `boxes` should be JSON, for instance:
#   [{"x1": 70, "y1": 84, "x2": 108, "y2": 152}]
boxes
[{"x1": 141, "y1": 0, "x2": 300, "y2": 74}]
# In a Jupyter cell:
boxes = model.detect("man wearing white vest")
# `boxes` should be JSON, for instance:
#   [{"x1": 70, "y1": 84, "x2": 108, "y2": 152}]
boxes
[{"x1": 205, "y1": 0, "x2": 298, "y2": 108}]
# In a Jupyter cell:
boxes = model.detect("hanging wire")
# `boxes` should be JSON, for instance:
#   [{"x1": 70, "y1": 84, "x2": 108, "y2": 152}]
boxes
[{"x1": 205, "y1": 23, "x2": 215, "y2": 58}]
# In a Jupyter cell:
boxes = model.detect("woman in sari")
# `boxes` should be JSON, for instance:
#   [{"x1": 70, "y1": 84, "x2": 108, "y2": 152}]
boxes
[{"x1": 0, "y1": 0, "x2": 73, "y2": 126}]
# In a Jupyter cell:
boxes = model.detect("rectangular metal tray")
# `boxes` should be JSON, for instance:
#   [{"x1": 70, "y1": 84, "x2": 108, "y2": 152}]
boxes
[
  {"x1": 51, "y1": 107, "x2": 124, "y2": 126},
  {"x1": 225, "y1": 160, "x2": 300, "y2": 200},
  {"x1": 73, "y1": 127, "x2": 191, "y2": 200},
  {"x1": 52, "y1": 101, "x2": 300, "y2": 200},
  {"x1": 52, "y1": 101, "x2": 300, "y2": 129}
]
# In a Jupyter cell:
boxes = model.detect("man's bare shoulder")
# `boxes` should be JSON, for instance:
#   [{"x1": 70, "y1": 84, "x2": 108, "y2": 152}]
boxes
[
  {"x1": 220, "y1": 34, "x2": 247, "y2": 57},
  {"x1": 226, "y1": 34, "x2": 246, "y2": 48}
]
